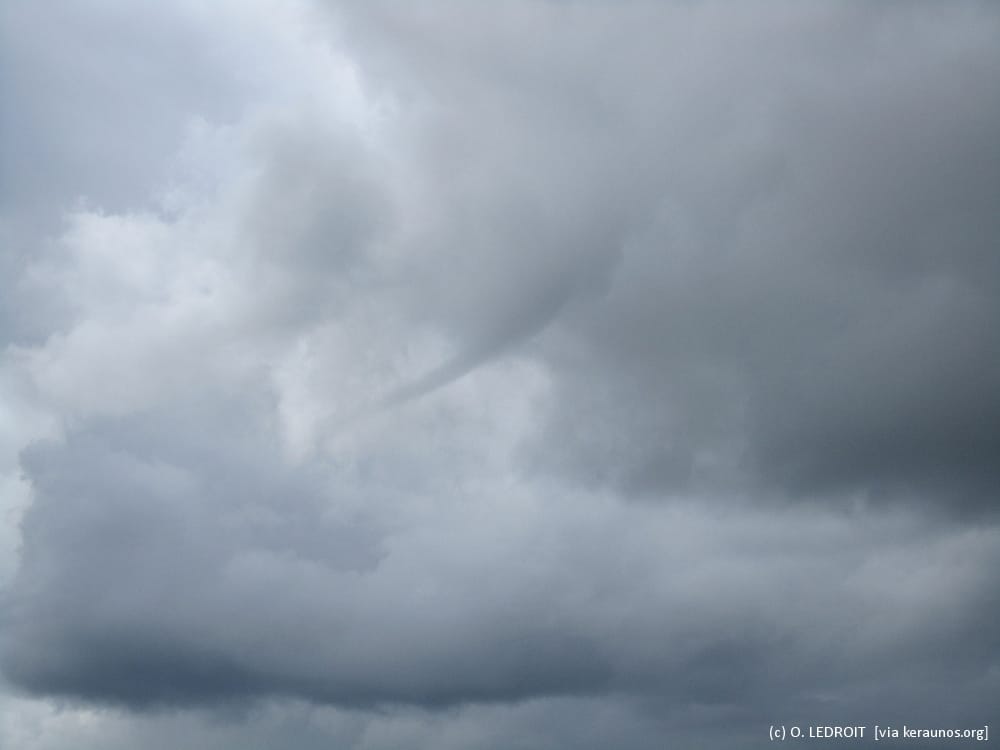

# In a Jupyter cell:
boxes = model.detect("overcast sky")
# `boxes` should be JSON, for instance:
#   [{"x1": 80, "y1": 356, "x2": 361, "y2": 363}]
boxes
[{"x1": 2, "y1": 1, "x2": 999, "y2": 748}]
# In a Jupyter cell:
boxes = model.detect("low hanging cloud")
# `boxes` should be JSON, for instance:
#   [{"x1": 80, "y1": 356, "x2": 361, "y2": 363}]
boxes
[{"x1": 1, "y1": 1, "x2": 999, "y2": 748}]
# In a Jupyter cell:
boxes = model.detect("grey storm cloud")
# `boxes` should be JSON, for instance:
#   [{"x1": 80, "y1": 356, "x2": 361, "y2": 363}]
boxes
[
  {"x1": 1, "y1": 1, "x2": 999, "y2": 749},
  {"x1": 329, "y1": 0, "x2": 1000, "y2": 507}
]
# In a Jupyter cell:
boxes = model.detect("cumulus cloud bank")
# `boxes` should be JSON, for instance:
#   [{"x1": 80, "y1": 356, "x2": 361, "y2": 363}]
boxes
[{"x1": 1, "y1": 1, "x2": 998, "y2": 748}]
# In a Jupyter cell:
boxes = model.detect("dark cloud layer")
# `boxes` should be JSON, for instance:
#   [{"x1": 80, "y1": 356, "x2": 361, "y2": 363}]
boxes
[
  {"x1": 8, "y1": 399, "x2": 999, "y2": 720},
  {"x1": 1, "y1": 2, "x2": 999, "y2": 748}
]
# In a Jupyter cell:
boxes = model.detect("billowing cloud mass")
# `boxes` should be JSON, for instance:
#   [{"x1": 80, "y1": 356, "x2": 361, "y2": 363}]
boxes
[{"x1": 2, "y1": 1, "x2": 999, "y2": 748}]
